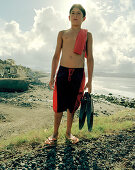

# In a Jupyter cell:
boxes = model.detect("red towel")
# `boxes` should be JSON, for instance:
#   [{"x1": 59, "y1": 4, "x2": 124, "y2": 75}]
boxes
[{"x1": 74, "y1": 29, "x2": 88, "y2": 58}]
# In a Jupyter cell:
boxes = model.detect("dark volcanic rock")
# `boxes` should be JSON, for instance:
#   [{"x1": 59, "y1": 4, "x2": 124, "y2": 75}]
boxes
[
  {"x1": 0, "y1": 79, "x2": 29, "y2": 92},
  {"x1": 92, "y1": 94, "x2": 135, "y2": 108},
  {"x1": 0, "y1": 127, "x2": 134, "y2": 169}
]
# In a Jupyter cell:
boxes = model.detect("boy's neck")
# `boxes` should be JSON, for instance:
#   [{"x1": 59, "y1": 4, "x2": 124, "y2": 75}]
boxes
[{"x1": 70, "y1": 25, "x2": 81, "y2": 31}]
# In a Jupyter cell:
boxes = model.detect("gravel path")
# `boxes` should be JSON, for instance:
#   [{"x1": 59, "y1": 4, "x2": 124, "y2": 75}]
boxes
[{"x1": 0, "y1": 128, "x2": 134, "y2": 169}]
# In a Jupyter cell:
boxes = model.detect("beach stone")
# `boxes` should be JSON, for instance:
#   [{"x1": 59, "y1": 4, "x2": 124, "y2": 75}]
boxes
[
  {"x1": 0, "y1": 83, "x2": 135, "y2": 169},
  {"x1": 0, "y1": 128, "x2": 134, "y2": 170}
]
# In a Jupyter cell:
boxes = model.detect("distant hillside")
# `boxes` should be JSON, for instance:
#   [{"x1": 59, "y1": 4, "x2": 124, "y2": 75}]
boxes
[{"x1": 0, "y1": 59, "x2": 48, "y2": 81}]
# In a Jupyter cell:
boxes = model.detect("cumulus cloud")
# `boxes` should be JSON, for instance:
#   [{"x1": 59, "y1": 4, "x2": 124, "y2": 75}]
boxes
[
  {"x1": 85, "y1": 0, "x2": 135, "y2": 73},
  {"x1": 0, "y1": 0, "x2": 135, "y2": 74},
  {"x1": 119, "y1": 0, "x2": 133, "y2": 11},
  {"x1": 0, "y1": 6, "x2": 67, "y2": 71}
]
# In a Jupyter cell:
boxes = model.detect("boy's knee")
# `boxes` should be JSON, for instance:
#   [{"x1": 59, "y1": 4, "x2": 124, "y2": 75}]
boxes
[{"x1": 54, "y1": 112, "x2": 63, "y2": 117}]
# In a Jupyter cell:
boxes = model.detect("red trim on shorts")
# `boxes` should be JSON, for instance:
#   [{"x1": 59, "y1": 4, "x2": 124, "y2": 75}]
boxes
[
  {"x1": 72, "y1": 71, "x2": 85, "y2": 113},
  {"x1": 53, "y1": 80, "x2": 58, "y2": 113},
  {"x1": 68, "y1": 69, "x2": 75, "y2": 81}
]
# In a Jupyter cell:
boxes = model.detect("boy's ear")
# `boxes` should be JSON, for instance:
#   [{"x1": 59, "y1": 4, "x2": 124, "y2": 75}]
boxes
[
  {"x1": 69, "y1": 16, "x2": 70, "y2": 21},
  {"x1": 83, "y1": 17, "x2": 86, "y2": 21}
]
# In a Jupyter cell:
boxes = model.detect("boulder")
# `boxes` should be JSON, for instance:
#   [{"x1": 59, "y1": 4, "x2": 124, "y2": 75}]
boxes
[{"x1": 0, "y1": 79, "x2": 29, "y2": 92}]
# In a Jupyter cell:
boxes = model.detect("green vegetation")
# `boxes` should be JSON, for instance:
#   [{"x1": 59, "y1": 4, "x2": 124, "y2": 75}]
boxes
[
  {"x1": 0, "y1": 109, "x2": 134, "y2": 152},
  {"x1": 74, "y1": 109, "x2": 134, "y2": 139}
]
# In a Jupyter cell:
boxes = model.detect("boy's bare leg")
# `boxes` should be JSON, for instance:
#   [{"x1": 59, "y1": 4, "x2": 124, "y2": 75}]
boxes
[
  {"x1": 66, "y1": 109, "x2": 79, "y2": 143},
  {"x1": 53, "y1": 111, "x2": 63, "y2": 138},
  {"x1": 66, "y1": 109, "x2": 74, "y2": 136},
  {"x1": 45, "y1": 112, "x2": 63, "y2": 144}
]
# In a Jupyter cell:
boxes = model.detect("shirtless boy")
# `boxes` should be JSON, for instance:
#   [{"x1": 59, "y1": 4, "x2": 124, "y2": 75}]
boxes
[{"x1": 45, "y1": 4, "x2": 94, "y2": 144}]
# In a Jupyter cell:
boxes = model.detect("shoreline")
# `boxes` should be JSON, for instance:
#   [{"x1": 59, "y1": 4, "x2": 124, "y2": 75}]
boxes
[
  {"x1": 39, "y1": 76, "x2": 135, "y2": 99},
  {"x1": 0, "y1": 78, "x2": 135, "y2": 169},
  {"x1": 0, "y1": 78, "x2": 134, "y2": 142},
  {"x1": 90, "y1": 76, "x2": 135, "y2": 99}
]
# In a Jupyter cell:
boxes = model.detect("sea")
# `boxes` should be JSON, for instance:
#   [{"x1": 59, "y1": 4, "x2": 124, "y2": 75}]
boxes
[
  {"x1": 88, "y1": 76, "x2": 135, "y2": 99},
  {"x1": 43, "y1": 73, "x2": 135, "y2": 99}
]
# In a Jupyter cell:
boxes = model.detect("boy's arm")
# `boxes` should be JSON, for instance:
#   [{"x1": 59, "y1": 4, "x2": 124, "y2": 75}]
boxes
[
  {"x1": 49, "y1": 31, "x2": 63, "y2": 89},
  {"x1": 85, "y1": 32, "x2": 94, "y2": 93}
]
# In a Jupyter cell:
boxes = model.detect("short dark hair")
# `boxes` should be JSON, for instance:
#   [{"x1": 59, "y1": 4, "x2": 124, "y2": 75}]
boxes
[{"x1": 69, "y1": 4, "x2": 86, "y2": 17}]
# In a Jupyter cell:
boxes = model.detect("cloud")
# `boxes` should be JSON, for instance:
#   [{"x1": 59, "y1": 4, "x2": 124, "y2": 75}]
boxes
[
  {"x1": 0, "y1": 6, "x2": 67, "y2": 71},
  {"x1": 5, "y1": 21, "x2": 20, "y2": 33},
  {"x1": 85, "y1": 0, "x2": 135, "y2": 73},
  {"x1": 0, "y1": 1, "x2": 135, "y2": 75},
  {"x1": 119, "y1": 0, "x2": 133, "y2": 11}
]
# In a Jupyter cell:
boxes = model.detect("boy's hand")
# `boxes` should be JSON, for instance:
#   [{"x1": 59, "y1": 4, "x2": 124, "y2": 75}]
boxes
[
  {"x1": 84, "y1": 81, "x2": 92, "y2": 93},
  {"x1": 49, "y1": 78, "x2": 55, "y2": 90}
]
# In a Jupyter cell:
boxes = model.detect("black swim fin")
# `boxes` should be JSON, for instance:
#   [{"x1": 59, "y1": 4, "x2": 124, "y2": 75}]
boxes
[
  {"x1": 86, "y1": 93, "x2": 94, "y2": 131},
  {"x1": 79, "y1": 94, "x2": 87, "y2": 130}
]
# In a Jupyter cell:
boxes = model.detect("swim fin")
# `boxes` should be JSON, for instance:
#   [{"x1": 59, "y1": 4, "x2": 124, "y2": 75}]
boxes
[
  {"x1": 86, "y1": 92, "x2": 94, "y2": 131},
  {"x1": 79, "y1": 94, "x2": 87, "y2": 130}
]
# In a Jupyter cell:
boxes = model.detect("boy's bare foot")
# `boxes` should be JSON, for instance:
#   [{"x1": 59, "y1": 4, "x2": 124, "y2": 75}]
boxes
[
  {"x1": 44, "y1": 133, "x2": 58, "y2": 145},
  {"x1": 66, "y1": 133, "x2": 79, "y2": 144}
]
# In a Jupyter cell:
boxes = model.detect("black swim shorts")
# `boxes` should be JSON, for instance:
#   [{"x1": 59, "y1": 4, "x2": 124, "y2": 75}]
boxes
[{"x1": 53, "y1": 65, "x2": 85, "y2": 114}]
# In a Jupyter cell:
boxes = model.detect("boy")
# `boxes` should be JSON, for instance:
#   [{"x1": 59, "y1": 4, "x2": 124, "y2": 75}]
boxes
[{"x1": 45, "y1": 4, "x2": 94, "y2": 144}]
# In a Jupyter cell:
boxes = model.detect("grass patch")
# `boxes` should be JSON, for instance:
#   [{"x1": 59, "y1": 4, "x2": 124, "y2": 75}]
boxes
[
  {"x1": 0, "y1": 127, "x2": 53, "y2": 151},
  {"x1": 0, "y1": 109, "x2": 134, "y2": 152},
  {"x1": 72, "y1": 108, "x2": 135, "y2": 139}
]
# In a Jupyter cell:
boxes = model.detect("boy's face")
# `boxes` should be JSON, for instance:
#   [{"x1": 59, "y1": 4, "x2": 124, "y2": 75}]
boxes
[{"x1": 69, "y1": 8, "x2": 86, "y2": 25}]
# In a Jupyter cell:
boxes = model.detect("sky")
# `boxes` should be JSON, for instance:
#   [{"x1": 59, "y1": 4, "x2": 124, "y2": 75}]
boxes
[{"x1": 0, "y1": 0, "x2": 135, "y2": 74}]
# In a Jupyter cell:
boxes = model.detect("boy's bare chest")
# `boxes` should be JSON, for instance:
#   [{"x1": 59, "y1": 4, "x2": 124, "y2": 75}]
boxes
[{"x1": 63, "y1": 32, "x2": 78, "y2": 45}]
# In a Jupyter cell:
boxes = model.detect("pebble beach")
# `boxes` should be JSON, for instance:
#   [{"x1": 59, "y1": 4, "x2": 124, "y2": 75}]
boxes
[{"x1": 0, "y1": 75, "x2": 135, "y2": 169}]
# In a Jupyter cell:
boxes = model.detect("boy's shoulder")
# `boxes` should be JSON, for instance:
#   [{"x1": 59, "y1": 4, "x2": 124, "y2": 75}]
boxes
[
  {"x1": 87, "y1": 31, "x2": 92, "y2": 36},
  {"x1": 58, "y1": 29, "x2": 69, "y2": 34},
  {"x1": 58, "y1": 29, "x2": 70, "y2": 39},
  {"x1": 58, "y1": 29, "x2": 92, "y2": 40},
  {"x1": 87, "y1": 31, "x2": 93, "y2": 41}
]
